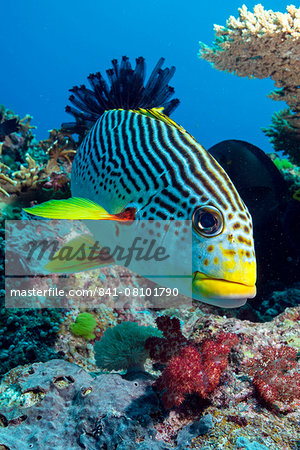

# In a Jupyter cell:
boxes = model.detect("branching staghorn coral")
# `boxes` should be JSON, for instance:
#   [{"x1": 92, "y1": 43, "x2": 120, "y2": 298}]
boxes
[
  {"x1": 1, "y1": 154, "x2": 52, "y2": 196},
  {"x1": 199, "y1": 4, "x2": 300, "y2": 163},
  {"x1": 18, "y1": 114, "x2": 36, "y2": 136},
  {"x1": 0, "y1": 163, "x2": 16, "y2": 197},
  {"x1": 12, "y1": 154, "x2": 41, "y2": 189}
]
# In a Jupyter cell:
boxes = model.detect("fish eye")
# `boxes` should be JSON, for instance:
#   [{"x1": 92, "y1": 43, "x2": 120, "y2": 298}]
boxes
[{"x1": 192, "y1": 205, "x2": 224, "y2": 237}]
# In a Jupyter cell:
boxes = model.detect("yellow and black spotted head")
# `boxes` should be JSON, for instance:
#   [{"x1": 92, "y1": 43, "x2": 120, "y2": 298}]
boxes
[{"x1": 190, "y1": 156, "x2": 256, "y2": 307}]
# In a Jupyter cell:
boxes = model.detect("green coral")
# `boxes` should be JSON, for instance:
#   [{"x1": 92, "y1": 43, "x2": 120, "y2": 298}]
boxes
[
  {"x1": 273, "y1": 157, "x2": 293, "y2": 170},
  {"x1": 94, "y1": 321, "x2": 162, "y2": 372},
  {"x1": 262, "y1": 109, "x2": 300, "y2": 165},
  {"x1": 70, "y1": 312, "x2": 97, "y2": 340}
]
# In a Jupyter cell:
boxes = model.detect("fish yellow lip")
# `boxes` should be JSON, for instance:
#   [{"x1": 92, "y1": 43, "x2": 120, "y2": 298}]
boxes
[{"x1": 192, "y1": 271, "x2": 256, "y2": 300}]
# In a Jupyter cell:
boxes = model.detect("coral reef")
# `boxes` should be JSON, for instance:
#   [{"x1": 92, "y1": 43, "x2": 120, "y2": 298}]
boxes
[
  {"x1": 0, "y1": 105, "x2": 36, "y2": 170},
  {"x1": 169, "y1": 306, "x2": 300, "y2": 448},
  {"x1": 199, "y1": 4, "x2": 300, "y2": 163},
  {"x1": 0, "y1": 307, "x2": 299, "y2": 448},
  {"x1": 0, "y1": 109, "x2": 74, "y2": 379},
  {"x1": 0, "y1": 106, "x2": 74, "y2": 203},
  {"x1": 0, "y1": 149, "x2": 70, "y2": 200},
  {"x1": 0, "y1": 63, "x2": 299, "y2": 448}
]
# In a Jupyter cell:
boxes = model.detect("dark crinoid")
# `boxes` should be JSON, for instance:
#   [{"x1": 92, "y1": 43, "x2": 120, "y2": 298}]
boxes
[{"x1": 62, "y1": 56, "x2": 180, "y2": 135}]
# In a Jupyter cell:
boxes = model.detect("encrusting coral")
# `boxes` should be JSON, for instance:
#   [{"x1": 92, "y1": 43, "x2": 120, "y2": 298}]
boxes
[
  {"x1": 199, "y1": 4, "x2": 300, "y2": 163},
  {"x1": 246, "y1": 344, "x2": 300, "y2": 412}
]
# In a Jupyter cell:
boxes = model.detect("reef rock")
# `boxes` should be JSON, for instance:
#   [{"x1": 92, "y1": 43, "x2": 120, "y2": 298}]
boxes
[{"x1": 0, "y1": 359, "x2": 161, "y2": 449}]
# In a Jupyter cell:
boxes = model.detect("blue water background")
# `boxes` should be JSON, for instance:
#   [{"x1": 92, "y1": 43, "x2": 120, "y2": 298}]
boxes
[{"x1": 1, "y1": 0, "x2": 287, "y2": 153}]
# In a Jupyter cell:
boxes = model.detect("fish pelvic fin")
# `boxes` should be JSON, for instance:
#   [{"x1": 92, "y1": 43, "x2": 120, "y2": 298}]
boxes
[
  {"x1": 45, "y1": 233, "x2": 114, "y2": 273},
  {"x1": 23, "y1": 197, "x2": 136, "y2": 221}
]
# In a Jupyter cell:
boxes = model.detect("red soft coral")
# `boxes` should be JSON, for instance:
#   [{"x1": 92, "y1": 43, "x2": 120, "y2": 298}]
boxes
[
  {"x1": 247, "y1": 345, "x2": 300, "y2": 412},
  {"x1": 200, "y1": 332, "x2": 239, "y2": 393},
  {"x1": 156, "y1": 346, "x2": 204, "y2": 409},
  {"x1": 145, "y1": 316, "x2": 189, "y2": 363},
  {"x1": 146, "y1": 316, "x2": 239, "y2": 409}
]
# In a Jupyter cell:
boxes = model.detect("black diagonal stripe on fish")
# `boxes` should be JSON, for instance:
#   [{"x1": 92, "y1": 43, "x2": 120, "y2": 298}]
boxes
[{"x1": 24, "y1": 57, "x2": 256, "y2": 308}]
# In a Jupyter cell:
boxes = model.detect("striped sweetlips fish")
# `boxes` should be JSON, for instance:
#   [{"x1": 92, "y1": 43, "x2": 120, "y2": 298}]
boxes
[{"x1": 24, "y1": 56, "x2": 256, "y2": 308}]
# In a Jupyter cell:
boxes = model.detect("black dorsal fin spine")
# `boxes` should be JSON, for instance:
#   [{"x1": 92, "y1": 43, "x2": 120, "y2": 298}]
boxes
[{"x1": 62, "y1": 56, "x2": 180, "y2": 135}]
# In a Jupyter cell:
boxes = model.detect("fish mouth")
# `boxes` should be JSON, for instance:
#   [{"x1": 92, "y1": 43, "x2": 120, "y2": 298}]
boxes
[{"x1": 192, "y1": 271, "x2": 256, "y2": 307}]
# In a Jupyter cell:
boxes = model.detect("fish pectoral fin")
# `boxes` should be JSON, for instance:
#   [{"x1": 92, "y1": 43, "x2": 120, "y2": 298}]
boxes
[
  {"x1": 45, "y1": 233, "x2": 114, "y2": 273},
  {"x1": 23, "y1": 197, "x2": 118, "y2": 220}
]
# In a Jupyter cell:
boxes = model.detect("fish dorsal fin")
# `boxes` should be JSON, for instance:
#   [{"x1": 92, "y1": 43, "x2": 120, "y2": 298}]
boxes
[{"x1": 132, "y1": 107, "x2": 187, "y2": 134}]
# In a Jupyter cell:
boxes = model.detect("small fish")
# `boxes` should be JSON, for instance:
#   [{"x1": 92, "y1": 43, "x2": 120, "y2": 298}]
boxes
[{"x1": 24, "y1": 57, "x2": 256, "y2": 308}]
